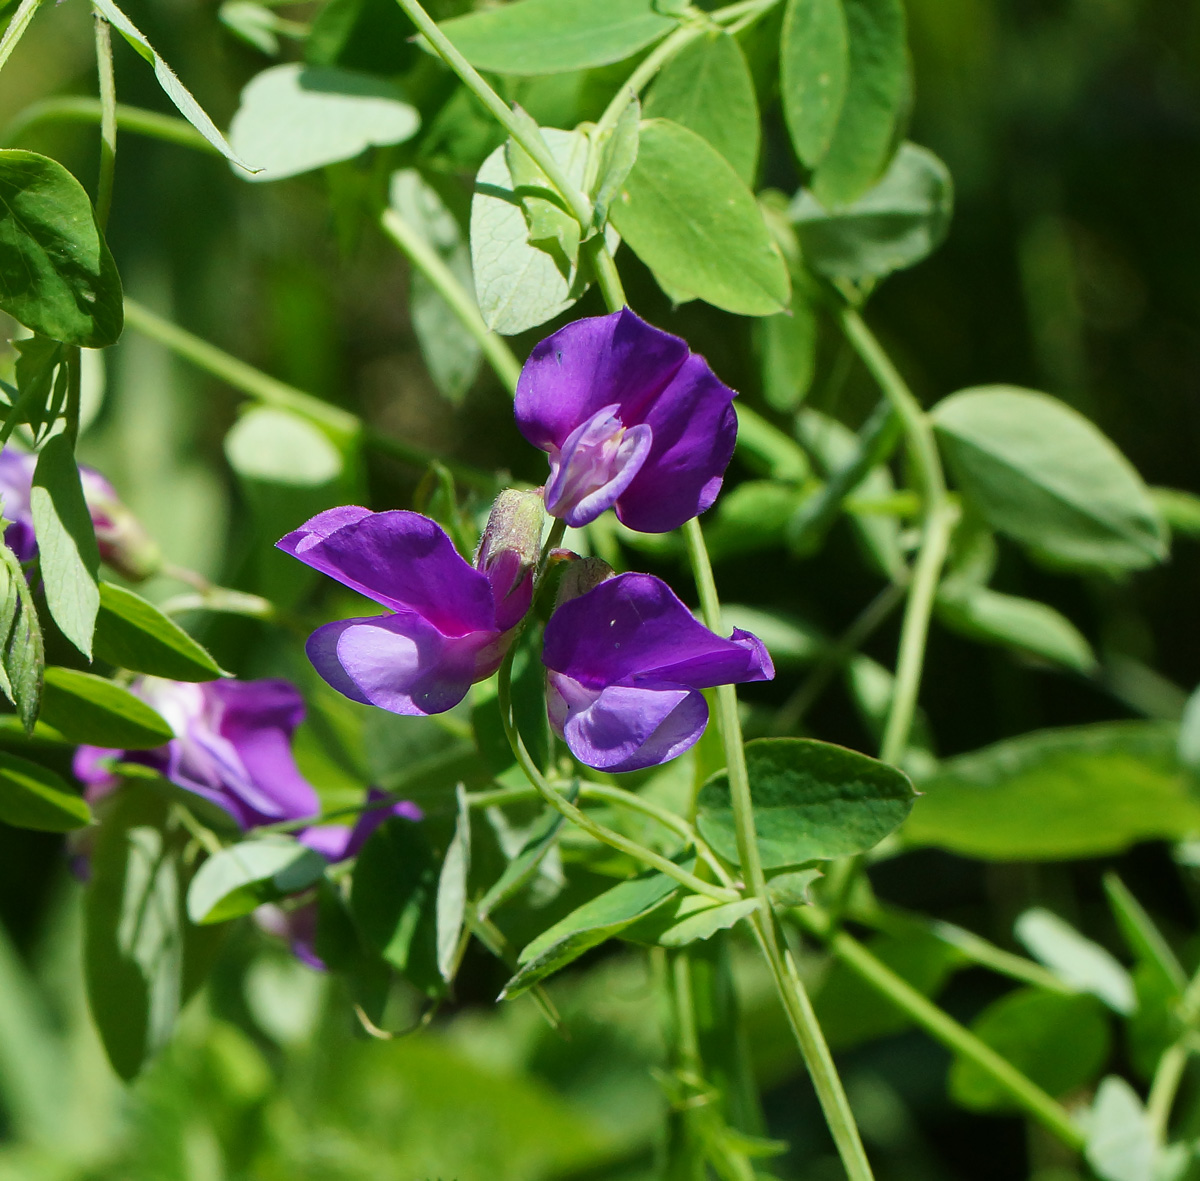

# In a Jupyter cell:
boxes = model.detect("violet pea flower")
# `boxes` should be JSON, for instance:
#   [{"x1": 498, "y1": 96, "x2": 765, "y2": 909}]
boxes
[
  {"x1": 542, "y1": 572, "x2": 774, "y2": 773},
  {"x1": 515, "y1": 308, "x2": 737, "y2": 533},
  {"x1": 74, "y1": 676, "x2": 321, "y2": 829},
  {"x1": 278, "y1": 499, "x2": 539, "y2": 716}
]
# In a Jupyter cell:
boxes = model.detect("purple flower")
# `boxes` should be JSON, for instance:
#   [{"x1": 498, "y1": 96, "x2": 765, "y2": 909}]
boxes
[
  {"x1": 542, "y1": 572, "x2": 774, "y2": 773},
  {"x1": 0, "y1": 449, "x2": 37, "y2": 562},
  {"x1": 74, "y1": 677, "x2": 320, "y2": 829},
  {"x1": 515, "y1": 309, "x2": 738, "y2": 532},
  {"x1": 278, "y1": 499, "x2": 540, "y2": 716}
]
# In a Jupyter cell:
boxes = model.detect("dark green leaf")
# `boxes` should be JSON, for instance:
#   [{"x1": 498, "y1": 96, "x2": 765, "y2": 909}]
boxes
[
  {"x1": 0, "y1": 541, "x2": 43, "y2": 732},
  {"x1": 1104, "y1": 872, "x2": 1187, "y2": 996},
  {"x1": 932, "y1": 386, "x2": 1166, "y2": 571},
  {"x1": 610, "y1": 119, "x2": 790, "y2": 316},
  {"x1": 702, "y1": 480, "x2": 805, "y2": 562},
  {"x1": 94, "y1": 582, "x2": 222, "y2": 681},
  {"x1": 949, "y1": 988, "x2": 1110, "y2": 1110},
  {"x1": 1014, "y1": 908, "x2": 1135, "y2": 1014},
  {"x1": 1085, "y1": 1077, "x2": 1156, "y2": 1181},
  {"x1": 350, "y1": 816, "x2": 442, "y2": 996},
  {"x1": 436, "y1": 785, "x2": 471, "y2": 982},
  {"x1": 6, "y1": 336, "x2": 68, "y2": 446},
  {"x1": 752, "y1": 295, "x2": 818, "y2": 413},
  {"x1": 734, "y1": 404, "x2": 811, "y2": 483},
  {"x1": 0, "y1": 151, "x2": 123, "y2": 347},
  {"x1": 306, "y1": 0, "x2": 418, "y2": 74},
  {"x1": 790, "y1": 142, "x2": 953, "y2": 279},
  {"x1": 696, "y1": 737, "x2": 915, "y2": 869},
  {"x1": 644, "y1": 31, "x2": 760, "y2": 185},
  {"x1": 904, "y1": 722, "x2": 1198, "y2": 860},
  {"x1": 438, "y1": 0, "x2": 678, "y2": 75},
  {"x1": 478, "y1": 794, "x2": 571, "y2": 920},
  {"x1": 810, "y1": 0, "x2": 910, "y2": 207},
  {"x1": 30, "y1": 434, "x2": 100, "y2": 658},
  {"x1": 186, "y1": 836, "x2": 327, "y2": 924},
  {"x1": 642, "y1": 896, "x2": 760, "y2": 949},
  {"x1": 780, "y1": 0, "x2": 849, "y2": 167},
  {"x1": 0, "y1": 749, "x2": 89, "y2": 831},
  {"x1": 40, "y1": 666, "x2": 173, "y2": 749}
]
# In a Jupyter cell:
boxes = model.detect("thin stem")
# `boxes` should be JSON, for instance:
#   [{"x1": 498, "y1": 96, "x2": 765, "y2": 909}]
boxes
[
  {"x1": 394, "y1": 0, "x2": 592, "y2": 227},
  {"x1": 0, "y1": 0, "x2": 43, "y2": 77},
  {"x1": 2, "y1": 97, "x2": 214, "y2": 152},
  {"x1": 380, "y1": 207, "x2": 522, "y2": 395},
  {"x1": 582, "y1": 234, "x2": 628, "y2": 311},
  {"x1": 93, "y1": 16, "x2": 117, "y2": 231},
  {"x1": 1146, "y1": 963, "x2": 1200, "y2": 1138},
  {"x1": 835, "y1": 304, "x2": 952, "y2": 767}
]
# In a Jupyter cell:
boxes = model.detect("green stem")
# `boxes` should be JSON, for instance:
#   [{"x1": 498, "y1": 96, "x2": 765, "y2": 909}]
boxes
[
  {"x1": 380, "y1": 207, "x2": 522, "y2": 395},
  {"x1": 93, "y1": 15, "x2": 117, "y2": 231},
  {"x1": 0, "y1": 0, "x2": 43, "y2": 77},
  {"x1": 582, "y1": 234, "x2": 628, "y2": 311},
  {"x1": 393, "y1": 0, "x2": 592, "y2": 227},
  {"x1": 1146, "y1": 963, "x2": 1200, "y2": 1138},
  {"x1": 2, "y1": 96, "x2": 214, "y2": 152},
  {"x1": 835, "y1": 304, "x2": 952, "y2": 767}
]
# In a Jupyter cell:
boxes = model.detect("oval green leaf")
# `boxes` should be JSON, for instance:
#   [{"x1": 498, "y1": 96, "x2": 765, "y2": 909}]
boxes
[
  {"x1": 0, "y1": 150, "x2": 124, "y2": 347},
  {"x1": 780, "y1": 0, "x2": 849, "y2": 168},
  {"x1": 438, "y1": 0, "x2": 677, "y2": 75},
  {"x1": 0, "y1": 749, "x2": 90, "y2": 832},
  {"x1": 225, "y1": 405, "x2": 344, "y2": 486},
  {"x1": 932, "y1": 386, "x2": 1167, "y2": 571},
  {"x1": 40, "y1": 666, "x2": 173, "y2": 749},
  {"x1": 187, "y1": 836, "x2": 327, "y2": 925},
  {"x1": 1015, "y1": 907, "x2": 1135, "y2": 1015},
  {"x1": 696, "y1": 737, "x2": 915, "y2": 869},
  {"x1": 94, "y1": 582, "x2": 222, "y2": 682}
]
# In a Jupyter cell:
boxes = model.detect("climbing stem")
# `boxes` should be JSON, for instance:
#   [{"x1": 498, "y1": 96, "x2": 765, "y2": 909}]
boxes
[
  {"x1": 0, "y1": 0, "x2": 43, "y2": 77},
  {"x1": 2, "y1": 96, "x2": 213, "y2": 151},
  {"x1": 93, "y1": 15, "x2": 117, "y2": 231}
]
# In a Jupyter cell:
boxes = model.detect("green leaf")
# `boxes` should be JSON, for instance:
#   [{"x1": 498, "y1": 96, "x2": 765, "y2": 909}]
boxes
[
  {"x1": 0, "y1": 151, "x2": 123, "y2": 347},
  {"x1": 655, "y1": 897, "x2": 760, "y2": 949},
  {"x1": 229, "y1": 62, "x2": 419, "y2": 182},
  {"x1": 734, "y1": 404, "x2": 811, "y2": 482},
  {"x1": 478, "y1": 795, "x2": 572, "y2": 920},
  {"x1": 501, "y1": 865, "x2": 684, "y2": 999},
  {"x1": 39, "y1": 666, "x2": 173, "y2": 749},
  {"x1": 949, "y1": 988, "x2": 1110, "y2": 1111},
  {"x1": 6, "y1": 336, "x2": 69, "y2": 446},
  {"x1": 94, "y1": 582, "x2": 222, "y2": 682},
  {"x1": 610, "y1": 119, "x2": 790, "y2": 316},
  {"x1": 1103, "y1": 872, "x2": 1187, "y2": 997},
  {"x1": 591, "y1": 94, "x2": 640, "y2": 230},
  {"x1": 932, "y1": 386, "x2": 1167, "y2": 571},
  {"x1": 790, "y1": 142, "x2": 953, "y2": 279},
  {"x1": 92, "y1": 0, "x2": 253, "y2": 171},
  {"x1": 438, "y1": 0, "x2": 678, "y2": 75},
  {"x1": 389, "y1": 170, "x2": 481, "y2": 405},
  {"x1": 0, "y1": 541, "x2": 43, "y2": 733},
  {"x1": 436, "y1": 785, "x2": 471, "y2": 982},
  {"x1": 0, "y1": 749, "x2": 89, "y2": 831},
  {"x1": 30, "y1": 434, "x2": 100, "y2": 658},
  {"x1": 766, "y1": 867, "x2": 824, "y2": 907},
  {"x1": 1085, "y1": 1077, "x2": 1157, "y2": 1181},
  {"x1": 696, "y1": 737, "x2": 915, "y2": 869},
  {"x1": 1014, "y1": 907, "x2": 1136, "y2": 1015},
  {"x1": 702, "y1": 480, "x2": 805, "y2": 562},
  {"x1": 305, "y1": 0, "x2": 418, "y2": 74},
  {"x1": 904, "y1": 722, "x2": 1199, "y2": 860},
  {"x1": 644, "y1": 31, "x2": 760, "y2": 186},
  {"x1": 752, "y1": 295, "x2": 818, "y2": 413},
  {"x1": 935, "y1": 584, "x2": 1096, "y2": 674},
  {"x1": 350, "y1": 816, "x2": 442, "y2": 996},
  {"x1": 471, "y1": 128, "x2": 613, "y2": 335},
  {"x1": 186, "y1": 836, "x2": 327, "y2": 925},
  {"x1": 780, "y1": 0, "x2": 849, "y2": 167},
  {"x1": 1152, "y1": 487, "x2": 1200, "y2": 540},
  {"x1": 1180, "y1": 682, "x2": 1200, "y2": 774},
  {"x1": 811, "y1": 0, "x2": 910, "y2": 207},
  {"x1": 219, "y1": 0, "x2": 280, "y2": 55},
  {"x1": 225, "y1": 405, "x2": 344, "y2": 486}
]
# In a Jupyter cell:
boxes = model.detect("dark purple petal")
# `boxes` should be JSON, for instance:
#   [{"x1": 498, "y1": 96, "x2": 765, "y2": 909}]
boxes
[
  {"x1": 343, "y1": 789, "x2": 423, "y2": 860},
  {"x1": 279, "y1": 509, "x2": 495, "y2": 634},
  {"x1": 307, "y1": 611, "x2": 499, "y2": 716},
  {"x1": 515, "y1": 309, "x2": 689, "y2": 451},
  {"x1": 547, "y1": 673, "x2": 708, "y2": 773},
  {"x1": 0, "y1": 448, "x2": 36, "y2": 561},
  {"x1": 543, "y1": 573, "x2": 774, "y2": 690},
  {"x1": 614, "y1": 357, "x2": 737, "y2": 533}
]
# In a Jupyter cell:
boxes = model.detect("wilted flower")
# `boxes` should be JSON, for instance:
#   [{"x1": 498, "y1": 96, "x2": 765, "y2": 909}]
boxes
[
  {"x1": 542, "y1": 572, "x2": 774, "y2": 773},
  {"x1": 515, "y1": 308, "x2": 737, "y2": 532},
  {"x1": 278, "y1": 500, "x2": 541, "y2": 716},
  {"x1": 74, "y1": 677, "x2": 320, "y2": 829}
]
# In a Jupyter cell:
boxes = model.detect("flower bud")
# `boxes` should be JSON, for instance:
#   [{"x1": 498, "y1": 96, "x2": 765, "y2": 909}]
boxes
[
  {"x1": 475, "y1": 488, "x2": 545, "y2": 631},
  {"x1": 79, "y1": 467, "x2": 162, "y2": 582}
]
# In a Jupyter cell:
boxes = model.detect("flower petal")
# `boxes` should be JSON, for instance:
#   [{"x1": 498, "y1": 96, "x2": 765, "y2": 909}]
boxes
[
  {"x1": 544, "y1": 408, "x2": 653, "y2": 527},
  {"x1": 548, "y1": 672, "x2": 708, "y2": 773},
  {"x1": 515, "y1": 308, "x2": 689, "y2": 452},
  {"x1": 279, "y1": 509, "x2": 495, "y2": 633},
  {"x1": 543, "y1": 573, "x2": 774, "y2": 689},
  {"x1": 306, "y1": 611, "x2": 489, "y2": 716}
]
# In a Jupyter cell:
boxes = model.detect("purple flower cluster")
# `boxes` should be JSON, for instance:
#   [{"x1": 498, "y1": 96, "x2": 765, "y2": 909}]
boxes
[{"x1": 279, "y1": 310, "x2": 773, "y2": 773}]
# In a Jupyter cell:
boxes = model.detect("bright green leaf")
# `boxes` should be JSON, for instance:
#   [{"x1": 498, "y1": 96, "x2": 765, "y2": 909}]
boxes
[
  {"x1": 610, "y1": 119, "x2": 790, "y2": 316},
  {"x1": 1085, "y1": 1077, "x2": 1157, "y2": 1181},
  {"x1": 932, "y1": 386, "x2": 1167, "y2": 571},
  {"x1": 1152, "y1": 487, "x2": 1200, "y2": 540},
  {"x1": 225, "y1": 405, "x2": 344, "y2": 486},
  {"x1": 30, "y1": 434, "x2": 100, "y2": 659},
  {"x1": 696, "y1": 737, "x2": 915, "y2": 869},
  {"x1": 229, "y1": 62, "x2": 419, "y2": 181},
  {"x1": 644, "y1": 31, "x2": 760, "y2": 185},
  {"x1": 0, "y1": 749, "x2": 89, "y2": 832},
  {"x1": 438, "y1": 0, "x2": 677, "y2": 75},
  {"x1": 780, "y1": 0, "x2": 849, "y2": 168},
  {"x1": 790, "y1": 142, "x2": 953, "y2": 279},
  {"x1": 435, "y1": 785, "x2": 471, "y2": 982},
  {"x1": 94, "y1": 582, "x2": 222, "y2": 682},
  {"x1": 591, "y1": 94, "x2": 640, "y2": 229},
  {"x1": 40, "y1": 666, "x2": 173, "y2": 749},
  {"x1": 0, "y1": 151, "x2": 123, "y2": 347},
  {"x1": 186, "y1": 836, "x2": 327, "y2": 925},
  {"x1": 1014, "y1": 907, "x2": 1136, "y2": 1015}
]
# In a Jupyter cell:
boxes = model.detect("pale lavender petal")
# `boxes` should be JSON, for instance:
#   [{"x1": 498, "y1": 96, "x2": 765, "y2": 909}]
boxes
[
  {"x1": 544, "y1": 407, "x2": 653, "y2": 528},
  {"x1": 299, "y1": 825, "x2": 353, "y2": 860},
  {"x1": 515, "y1": 309, "x2": 689, "y2": 451},
  {"x1": 279, "y1": 509, "x2": 494, "y2": 633}
]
